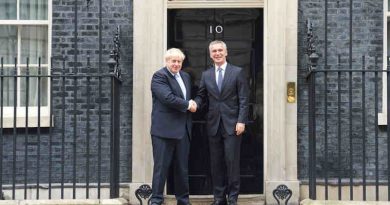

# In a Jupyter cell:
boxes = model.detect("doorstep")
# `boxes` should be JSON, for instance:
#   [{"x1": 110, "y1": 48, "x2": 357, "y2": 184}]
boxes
[
  {"x1": 164, "y1": 194, "x2": 265, "y2": 205},
  {"x1": 301, "y1": 199, "x2": 389, "y2": 205}
]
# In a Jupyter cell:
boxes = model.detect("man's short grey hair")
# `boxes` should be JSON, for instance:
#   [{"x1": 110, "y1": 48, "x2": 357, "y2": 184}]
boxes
[
  {"x1": 165, "y1": 48, "x2": 185, "y2": 61},
  {"x1": 209, "y1": 40, "x2": 227, "y2": 51}
]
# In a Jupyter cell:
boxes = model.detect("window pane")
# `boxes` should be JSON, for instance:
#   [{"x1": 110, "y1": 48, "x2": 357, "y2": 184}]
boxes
[
  {"x1": 0, "y1": 0, "x2": 17, "y2": 20},
  {"x1": 20, "y1": 0, "x2": 48, "y2": 20},
  {"x1": 20, "y1": 67, "x2": 48, "y2": 107},
  {"x1": 0, "y1": 26, "x2": 17, "y2": 64},
  {"x1": 0, "y1": 68, "x2": 15, "y2": 107},
  {"x1": 21, "y1": 26, "x2": 48, "y2": 64}
]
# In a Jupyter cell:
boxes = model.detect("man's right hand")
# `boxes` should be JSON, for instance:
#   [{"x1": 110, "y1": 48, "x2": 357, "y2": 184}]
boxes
[{"x1": 189, "y1": 100, "x2": 197, "y2": 113}]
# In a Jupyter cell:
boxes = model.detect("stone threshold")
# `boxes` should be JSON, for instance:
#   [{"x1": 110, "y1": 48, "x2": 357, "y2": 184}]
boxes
[
  {"x1": 0, "y1": 198, "x2": 128, "y2": 205},
  {"x1": 164, "y1": 194, "x2": 265, "y2": 205},
  {"x1": 301, "y1": 199, "x2": 390, "y2": 205}
]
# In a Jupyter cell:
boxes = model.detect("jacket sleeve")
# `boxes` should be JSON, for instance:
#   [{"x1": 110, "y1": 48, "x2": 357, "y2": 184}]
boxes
[
  {"x1": 237, "y1": 68, "x2": 249, "y2": 124},
  {"x1": 151, "y1": 71, "x2": 189, "y2": 113},
  {"x1": 194, "y1": 71, "x2": 207, "y2": 108}
]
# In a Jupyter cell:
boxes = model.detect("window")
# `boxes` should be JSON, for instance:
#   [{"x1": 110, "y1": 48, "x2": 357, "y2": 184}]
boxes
[
  {"x1": 380, "y1": 0, "x2": 389, "y2": 124},
  {"x1": 0, "y1": 0, "x2": 51, "y2": 127}
]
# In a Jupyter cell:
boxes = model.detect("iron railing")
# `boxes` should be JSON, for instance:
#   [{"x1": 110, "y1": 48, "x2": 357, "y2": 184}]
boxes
[
  {"x1": 307, "y1": 55, "x2": 390, "y2": 201},
  {"x1": 0, "y1": 54, "x2": 121, "y2": 200},
  {"x1": 0, "y1": 0, "x2": 124, "y2": 200}
]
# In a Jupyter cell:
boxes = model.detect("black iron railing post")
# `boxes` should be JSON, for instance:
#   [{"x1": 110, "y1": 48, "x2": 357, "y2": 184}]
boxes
[
  {"x1": 37, "y1": 57, "x2": 42, "y2": 199},
  {"x1": 324, "y1": 0, "x2": 329, "y2": 199},
  {"x1": 337, "y1": 55, "x2": 342, "y2": 200},
  {"x1": 49, "y1": 57, "x2": 53, "y2": 199},
  {"x1": 60, "y1": 57, "x2": 66, "y2": 199},
  {"x1": 108, "y1": 26, "x2": 121, "y2": 198},
  {"x1": 387, "y1": 57, "x2": 390, "y2": 200},
  {"x1": 374, "y1": 56, "x2": 379, "y2": 201},
  {"x1": 362, "y1": 56, "x2": 367, "y2": 201},
  {"x1": 73, "y1": 0, "x2": 79, "y2": 199},
  {"x1": 12, "y1": 57, "x2": 17, "y2": 200},
  {"x1": 98, "y1": 0, "x2": 103, "y2": 198},
  {"x1": 86, "y1": 56, "x2": 91, "y2": 199},
  {"x1": 0, "y1": 58, "x2": 3, "y2": 200},
  {"x1": 24, "y1": 58, "x2": 30, "y2": 199},
  {"x1": 306, "y1": 19, "x2": 319, "y2": 200},
  {"x1": 110, "y1": 75, "x2": 121, "y2": 198},
  {"x1": 308, "y1": 58, "x2": 318, "y2": 200}
]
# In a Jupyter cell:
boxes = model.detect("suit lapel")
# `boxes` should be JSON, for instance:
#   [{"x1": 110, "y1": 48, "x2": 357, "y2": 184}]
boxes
[
  {"x1": 164, "y1": 67, "x2": 185, "y2": 99},
  {"x1": 220, "y1": 64, "x2": 233, "y2": 94}
]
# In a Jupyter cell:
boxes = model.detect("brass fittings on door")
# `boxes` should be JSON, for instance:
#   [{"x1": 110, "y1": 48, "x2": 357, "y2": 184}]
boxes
[{"x1": 287, "y1": 82, "x2": 296, "y2": 103}]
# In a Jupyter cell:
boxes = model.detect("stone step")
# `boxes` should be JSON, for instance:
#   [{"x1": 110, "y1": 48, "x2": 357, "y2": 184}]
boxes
[
  {"x1": 164, "y1": 194, "x2": 265, "y2": 205},
  {"x1": 301, "y1": 199, "x2": 390, "y2": 205}
]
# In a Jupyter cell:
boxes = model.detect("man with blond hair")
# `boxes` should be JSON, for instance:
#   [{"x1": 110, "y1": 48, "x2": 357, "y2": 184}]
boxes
[{"x1": 150, "y1": 48, "x2": 196, "y2": 205}]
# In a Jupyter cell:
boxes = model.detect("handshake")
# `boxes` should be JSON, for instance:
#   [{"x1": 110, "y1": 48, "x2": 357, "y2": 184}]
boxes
[{"x1": 188, "y1": 99, "x2": 197, "y2": 113}]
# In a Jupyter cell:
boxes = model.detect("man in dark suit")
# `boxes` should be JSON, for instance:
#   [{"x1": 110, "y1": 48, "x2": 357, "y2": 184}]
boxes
[
  {"x1": 194, "y1": 40, "x2": 249, "y2": 205},
  {"x1": 150, "y1": 48, "x2": 196, "y2": 205}
]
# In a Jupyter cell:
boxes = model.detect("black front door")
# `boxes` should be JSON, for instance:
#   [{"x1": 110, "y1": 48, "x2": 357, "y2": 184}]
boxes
[{"x1": 167, "y1": 8, "x2": 263, "y2": 194}]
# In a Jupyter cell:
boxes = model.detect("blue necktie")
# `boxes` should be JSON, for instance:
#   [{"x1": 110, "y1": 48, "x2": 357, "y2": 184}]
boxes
[{"x1": 217, "y1": 67, "x2": 223, "y2": 92}]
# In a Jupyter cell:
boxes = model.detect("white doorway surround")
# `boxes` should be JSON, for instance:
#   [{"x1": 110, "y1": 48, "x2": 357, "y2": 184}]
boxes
[{"x1": 131, "y1": 0, "x2": 298, "y2": 204}]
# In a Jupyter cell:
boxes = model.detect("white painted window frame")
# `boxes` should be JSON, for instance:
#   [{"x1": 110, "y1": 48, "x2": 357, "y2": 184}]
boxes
[{"x1": 0, "y1": 0, "x2": 52, "y2": 128}]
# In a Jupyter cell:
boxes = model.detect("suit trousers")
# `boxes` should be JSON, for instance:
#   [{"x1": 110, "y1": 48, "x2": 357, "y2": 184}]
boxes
[
  {"x1": 209, "y1": 121, "x2": 242, "y2": 202},
  {"x1": 151, "y1": 135, "x2": 190, "y2": 205}
]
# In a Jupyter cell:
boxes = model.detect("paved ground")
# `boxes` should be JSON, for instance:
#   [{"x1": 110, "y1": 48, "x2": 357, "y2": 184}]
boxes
[
  {"x1": 164, "y1": 195, "x2": 265, "y2": 205},
  {"x1": 301, "y1": 199, "x2": 390, "y2": 205}
]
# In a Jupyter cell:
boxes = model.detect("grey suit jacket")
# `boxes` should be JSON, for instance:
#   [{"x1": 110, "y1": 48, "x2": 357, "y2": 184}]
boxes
[
  {"x1": 150, "y1": 67, "x2": 192, "y2": 139},
  {"x1": 195, "y1": 63, "x2": 249, "y2": 136}
]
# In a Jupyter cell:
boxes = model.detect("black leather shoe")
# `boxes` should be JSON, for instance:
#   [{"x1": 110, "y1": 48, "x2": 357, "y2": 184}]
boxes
[
  {"x1": 177, "y1": 200, "x2": 191, "y2": 205},
  {"x1": 211, "y1": 200, "x2": 227, "y2": 205},
  {"x1": 228, "y1": 200, "x2": 237, "y2": 205}
]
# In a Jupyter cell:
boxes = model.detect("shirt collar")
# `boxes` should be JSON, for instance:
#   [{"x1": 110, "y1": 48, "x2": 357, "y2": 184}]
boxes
[
  {"x1": 167, "y1": 67, "x2": 180, "y2": 77},
  {"x1": 215, "y1": 62, "x2": 227, "y2": 71}
]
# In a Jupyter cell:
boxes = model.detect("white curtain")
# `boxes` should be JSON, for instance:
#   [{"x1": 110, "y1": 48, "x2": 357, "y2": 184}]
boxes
[
  {"x1": 20, "y1": 0, "x2": 48, "y2": 20},
  {"x1": 20, "y1": 67, "x2": 48, "y2": 107},
  {"x1": 0, "y1": 26, "x2": 17, "y2": 106},
  {"x1": 0, "y1": 0, "x2": 17, "y2": 20},
  {"x1": 20, "y1": 26, "x2": 48, "y2": 107},
  {"x1": 0, "y1": 26, "x2": 17, "y2": 64},
  {"x1": 0, "y1": 1, "x2": 17, "y2": 106},
  {"x1": 19, "y1": 0, "x2": 49, "y2": 106}
]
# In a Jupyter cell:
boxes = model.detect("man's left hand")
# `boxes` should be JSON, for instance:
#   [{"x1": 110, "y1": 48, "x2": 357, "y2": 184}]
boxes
[{"x1": 235, "y1": 123, "x2": 245, "y2": 136}]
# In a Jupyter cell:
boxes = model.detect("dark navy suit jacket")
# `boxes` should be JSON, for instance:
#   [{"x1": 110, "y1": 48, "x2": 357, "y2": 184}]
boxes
[
  {"x1": 195, "y1": 63, "x2": 249, "y2": 136},
  {"x1": 150, "y1": 67, "x2": 192, "y2": 139}
]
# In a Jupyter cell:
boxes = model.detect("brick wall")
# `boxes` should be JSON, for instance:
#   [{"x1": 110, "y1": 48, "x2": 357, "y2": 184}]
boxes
[
  {"x1": 1, "y1": 0, "x2": 133, "y2": 186},
  {"x1": 298, "y1": 0, "x2": 385, "y2": 180}
]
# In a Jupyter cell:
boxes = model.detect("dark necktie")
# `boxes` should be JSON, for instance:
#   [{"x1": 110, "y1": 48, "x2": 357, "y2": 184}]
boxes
[{"x1": 217, "y1": 67, "x2": 223, "y2": 92}]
